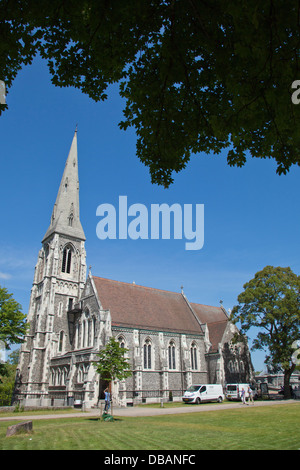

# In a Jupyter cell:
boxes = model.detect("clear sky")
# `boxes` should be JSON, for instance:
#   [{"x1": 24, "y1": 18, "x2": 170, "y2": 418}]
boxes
[{"x1": 1, "y1": 55, "x2": 299, "y2": 371}]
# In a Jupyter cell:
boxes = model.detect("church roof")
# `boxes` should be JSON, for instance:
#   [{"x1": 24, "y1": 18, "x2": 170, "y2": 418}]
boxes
[
  {"x1": 191, "y1": 303, "x2": 228, "y2": 352},
  {"x1": 92, "y1": 276, "x2": 229, "y2": 343},
  {"x1": 92, "y1": 276, "x2": 205, "y2": 335}
]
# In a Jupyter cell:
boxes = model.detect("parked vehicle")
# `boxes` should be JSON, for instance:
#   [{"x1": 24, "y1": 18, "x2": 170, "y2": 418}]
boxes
[
  {"x1": 225, "y1": 383, "x2": 258, "y2": 400},
  {"x1": 182, "y1": 384, "x2": 224, "y2": 404}
]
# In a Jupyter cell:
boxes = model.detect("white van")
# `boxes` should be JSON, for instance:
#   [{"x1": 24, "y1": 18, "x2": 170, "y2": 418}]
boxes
[
  {"x1": 225, "y1": 383, "x2": 254, "y2": 400},
  {"x1": 182, "y1": 384, "x2": 224, "y2": 404}
]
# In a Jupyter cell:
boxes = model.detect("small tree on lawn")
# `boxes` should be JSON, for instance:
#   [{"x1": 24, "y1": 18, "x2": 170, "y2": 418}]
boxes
[{"x1": 93, "y1": 336, "x2": 131, "y2": 413}]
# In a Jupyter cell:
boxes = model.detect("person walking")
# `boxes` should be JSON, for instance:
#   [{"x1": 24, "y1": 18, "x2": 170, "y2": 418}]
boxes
[
  {"x1": 247, "y1": 386, "x2": 254, "y2": 405},
  {"x1": 104, "y1": 388, "x2": 111, "y2": 413},
  {"x1": 241, "y1": 387, "x2": 246, "y2": 404}
]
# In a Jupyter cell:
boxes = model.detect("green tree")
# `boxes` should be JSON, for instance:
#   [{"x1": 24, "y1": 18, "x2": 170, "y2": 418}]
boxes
[
  {"x1": 6, "y1": 348, "x2": 20, "y2": 366},
  {"x1": 0, "y1": 362, "x2": 17, "y2": 406},
  {"x1": 0, "y1": 350, "x2": 19, "y2": 406},
  {"x1": 0, "y1": 286, "x2": 27, "y2": 348},
  {"x1": 231, "y1": 266, "x2": 300, "y2": 399},
  {"x1": 0, "y1": 286, "x2": 27, "y2": 377},
  {"x1": 93, "y1": 336, "x2": 131, "y2": 411},
  {"x1": 1, "y1": 0, "x2": 300, "y2": 186}
]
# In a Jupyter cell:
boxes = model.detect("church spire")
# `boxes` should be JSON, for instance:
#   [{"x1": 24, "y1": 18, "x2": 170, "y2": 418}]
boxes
[{"x1": 42, "y1": 130, "x2": 86, "y2": 242}]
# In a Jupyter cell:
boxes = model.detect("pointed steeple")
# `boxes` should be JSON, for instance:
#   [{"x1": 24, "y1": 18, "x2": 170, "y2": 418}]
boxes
[{"x1": 42, "y1": 130, "x2": 86, "y2": 242}]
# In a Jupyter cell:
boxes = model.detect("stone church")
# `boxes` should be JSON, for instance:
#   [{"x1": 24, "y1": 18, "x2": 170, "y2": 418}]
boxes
[{"x1": 14, "y1": 132, "x2": 254, "y2": 407}]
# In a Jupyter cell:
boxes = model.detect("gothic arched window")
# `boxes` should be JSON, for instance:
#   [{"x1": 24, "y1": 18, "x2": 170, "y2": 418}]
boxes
[
  {"x1": 62, "y1": 246, "x2": 72, "y2": 273},
  {"x1": 143, "y1": 339, "x2": 152, "y2": 369},
  {"x1": 118, "y1": 336, "x2": 126, "y2": 349},
  {"x1": 87, "y1": 319, "x2": 92, "y2": 346},
  {"x1": 62, "y1": 367, "x2": 68, "y2": 386},
  {"x1": 68, "y1": 203, "x2": 74, "y2": 227},
  {"x1": 57, "y1": 368, "x2": 61, "y2": 386},
  {"x1": 76, "y1": 322, "x2": 81, "y2": 349},
  {"x1": 82, "y1": 320, "x2": 86, "y2": 348},
  {"x1": 58, "y1": 331, "x2": 64, "y2": 352},
  {"x1": 168, "y1": 341, "x2": 176, "y2": 370},
  {"x1": 77, "y1": 365, "x2": 84, "y2": 383},
  {"x1": 190, "y1": 342, "x2": 198, "y2": 370}
]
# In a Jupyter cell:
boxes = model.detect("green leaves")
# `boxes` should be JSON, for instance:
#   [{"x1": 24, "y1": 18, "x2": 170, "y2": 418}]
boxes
[
  {"x1": 1, "y1": 0, "x2": 300, "y2": 184},
  {"x1": 93, "y1": 336, "x2": 131, "y2": 382},
  {"x1": 231, "y1": 266, "x2": 300, "y2": 372},
  {"x1": 0, "y1": 286, "x2": 27, "y2": 349}
]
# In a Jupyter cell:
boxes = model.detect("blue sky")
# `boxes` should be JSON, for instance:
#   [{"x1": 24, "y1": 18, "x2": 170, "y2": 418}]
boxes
[{"x1": 1, "y1": 55, "x2": 299, "y2": 371}]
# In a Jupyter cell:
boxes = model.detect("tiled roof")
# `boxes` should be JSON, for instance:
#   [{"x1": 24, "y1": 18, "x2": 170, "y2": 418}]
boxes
[
  {"x1": 92, "y1": 276, "x2": 230, "y2": 351},
  {"x1": 190, "y1": 302, "x2": 228, "y2": 323},
  {"x1": 92, "y1": 276, "x2": 204, "y2": 334},
  {"x1": 191, "y1": 303, "x2": 228, "y2": 352}
]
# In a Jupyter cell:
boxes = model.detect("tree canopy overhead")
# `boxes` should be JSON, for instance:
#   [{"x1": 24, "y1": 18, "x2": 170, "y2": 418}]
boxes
[{"x1": 1, "y1": 0, "x2": 300, "y2": 186}]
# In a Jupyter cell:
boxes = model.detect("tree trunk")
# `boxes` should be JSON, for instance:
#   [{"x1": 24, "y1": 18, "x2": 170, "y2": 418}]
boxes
[
  {"x1": 109, "y1": 381, "x2": 113, "y2": 415},
  {"x1": 283, "y1": 364, "x2": 296, "y2": 399}
]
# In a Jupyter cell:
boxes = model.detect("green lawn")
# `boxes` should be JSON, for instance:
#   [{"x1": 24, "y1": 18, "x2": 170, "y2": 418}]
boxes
[
  {"x1": 0, "y1": 407, "x2": 78, "y2": 418},
  {"x1": 1, "y1": 403, "x2": 299, "y2": 450}
]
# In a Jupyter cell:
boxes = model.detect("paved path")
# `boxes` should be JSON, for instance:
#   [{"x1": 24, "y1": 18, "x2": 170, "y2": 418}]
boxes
[{"x1": 0, "y1": 399, "x2": 297, "y2": 422}]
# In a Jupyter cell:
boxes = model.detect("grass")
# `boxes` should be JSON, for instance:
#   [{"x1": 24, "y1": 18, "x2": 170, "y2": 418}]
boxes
[
  {"x1": 138, "y1": 399, "x2": 228, "y2": 408},
  {"x1": 138, "y1": 401, "x2": 195, "y2": 408},
  {"x1": 0, "y1": 408, "x2": 79, "y2": 418},
  {"x1": 1, "y1": 403, "x2": 300, "y2": 450}
]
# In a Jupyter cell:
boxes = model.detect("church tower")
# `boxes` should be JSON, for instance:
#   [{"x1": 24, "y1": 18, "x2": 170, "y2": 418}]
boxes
[{"x1": 16, "y1": 130, "x2": 86, "y2": 405}]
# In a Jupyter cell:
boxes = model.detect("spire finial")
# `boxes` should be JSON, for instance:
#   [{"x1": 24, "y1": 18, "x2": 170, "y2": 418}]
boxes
[{"x1": 75, "y1": 123, "x2": 78, "y2": 133}]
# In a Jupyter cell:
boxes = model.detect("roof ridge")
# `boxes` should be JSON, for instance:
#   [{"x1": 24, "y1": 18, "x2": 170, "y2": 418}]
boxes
[
  {"x1": 204, "y1": 319, "x2": 229, "y2": 325},
  {"x1": 111, "y1": 320, "x2": 203, "y2": 334},
  {"x1": 180, "y1": 292, "x2": 205, "y2": 334},
  {"x1": 191, "y1": 301, "x2": 223, "y2": 310},
  {"x1": 92, "y1": 275, "x2": 182, "y2": 296}
]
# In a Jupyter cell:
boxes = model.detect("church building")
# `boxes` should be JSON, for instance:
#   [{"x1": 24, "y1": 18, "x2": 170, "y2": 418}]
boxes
[{"x1": 14, "y1": 132, "x2": 254, "y2": 407}]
